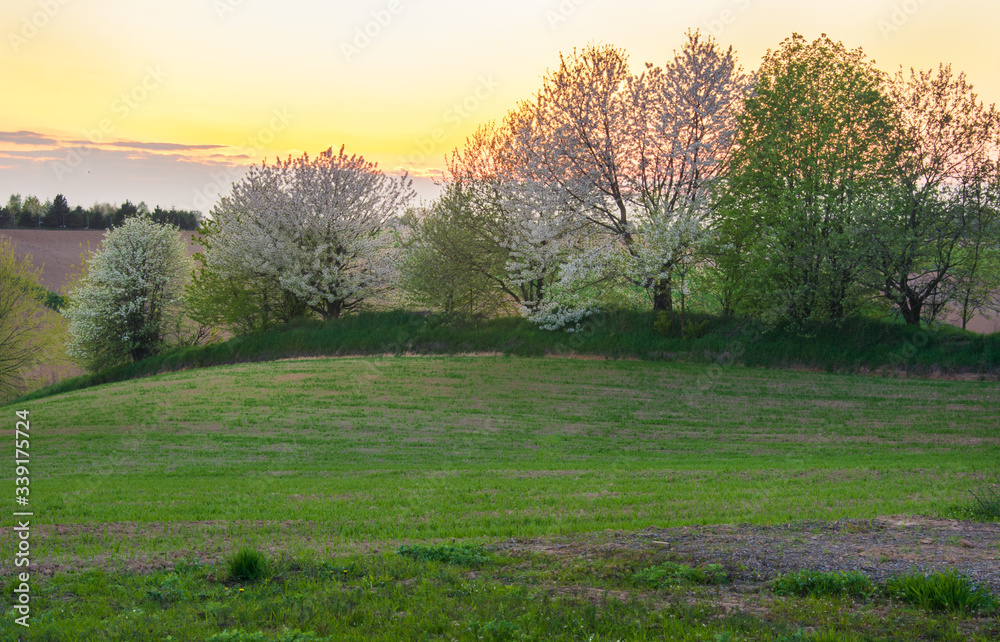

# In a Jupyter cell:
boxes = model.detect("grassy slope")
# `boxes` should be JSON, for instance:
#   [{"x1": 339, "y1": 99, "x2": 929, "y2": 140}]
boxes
[
  {"x1": 17, "y1": 310, "x2": 1000, "y2": 404},
  {"x1": 4, "y1": 356, "x2": 1000, "y2": 639}
]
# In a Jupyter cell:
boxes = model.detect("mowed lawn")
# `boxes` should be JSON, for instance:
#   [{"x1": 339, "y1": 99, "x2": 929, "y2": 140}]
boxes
[{"x1": 3, "y1": 356, "x2": 997, "y2": 573}]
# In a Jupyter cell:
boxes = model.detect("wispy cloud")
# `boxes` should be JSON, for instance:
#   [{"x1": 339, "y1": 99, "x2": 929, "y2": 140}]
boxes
[
  {"x1": 105, "y1": 141, "x2": 226, "y2": 152},
  {"x1": 0, "y1": 130, "x2": 60, "y2": 146}
]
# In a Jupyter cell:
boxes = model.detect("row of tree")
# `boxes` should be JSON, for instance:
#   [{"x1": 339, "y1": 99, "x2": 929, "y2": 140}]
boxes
[
  {"x1": 1, "y1": 194, "x2": 202, "y2": 231},
  {"x1": 400, "y1": 32, "x2": 1000, "y2": 330},
  {"x1": 60, "y1": 31, "x2": 1000, "y2": 374}
]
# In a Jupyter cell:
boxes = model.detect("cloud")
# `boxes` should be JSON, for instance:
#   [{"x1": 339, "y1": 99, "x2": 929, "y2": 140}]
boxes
[
  {"x1": 105, "y1": 141, "x2": 227, "y2": 152},
  {"x1": 0, "y1": 130, "x2": 60, "y2": 146}
]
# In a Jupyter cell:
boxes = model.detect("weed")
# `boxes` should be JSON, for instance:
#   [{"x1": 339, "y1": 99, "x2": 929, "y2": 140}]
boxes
[
  {"x1": 885, "y1": 569, "x2": 997, "y2": 613},
  {"x1": 632, "y1": 561, "x2": 728, "y2": 587},
  {"x1": 771, "y1": 570, "x2": 876, "y2": 599},
  {"x1": 227, "y1": 548, "x2": 269, "y2": 583},
  {"x1": 968, "y1": 467, "x2": 1000, "y2": 520},
  {"x1": 398, "y1": 543, "x2": 494, "y2": 567}
]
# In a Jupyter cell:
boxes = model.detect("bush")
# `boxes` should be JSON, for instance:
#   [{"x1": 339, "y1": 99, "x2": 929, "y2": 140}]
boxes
[
  {"x1": 682, "y1": 318, "x2": 709, "y2": 339},
  {"x1": 227, "y1": 548, "x2": 269, "y2": 583},
  {"x1": 632, "y1": 561, "x2": 728, "y2": 587},
  {"x1": 885, "y1": 569, "x2": 996, "y2": 613},
  {"x1": 771, "y1": 570, "x2": 875, "y2": 599},
  {"x1": 653, "y1": 311, "x2": 676, "y2": 337}
]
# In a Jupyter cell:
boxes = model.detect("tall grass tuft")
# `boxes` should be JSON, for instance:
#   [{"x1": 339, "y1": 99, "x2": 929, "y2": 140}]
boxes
[
  {"x1": 885, "y1": 569, "x2": 996, "y2": 613},
  {"x1": 227, "y1": 548, "x2": 269, "y2": 583}
]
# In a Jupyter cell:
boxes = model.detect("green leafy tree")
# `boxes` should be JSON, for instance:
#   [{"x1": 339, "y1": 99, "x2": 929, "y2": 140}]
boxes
[
  {"x1": 399, "y1": 184, "x2": 512, "y2": 316},
  {"x1": 44, "y1": 194, "x2": 71, "y2": 228},
  {"x1": 64, "y1": 216, "x2": 192, "y2": 370},
  {"x1": 0, "y1": 239, "x2": 55, "y2": 399},
  {"x1": 18, "y1": 196, "x2": 43, "y2": 228},
  {"x1": 716, "y1": 34, "x2": 898, "y2": 321},
  {"x1": 186, "y1": 218, "x2": 309, "y2": 335}
]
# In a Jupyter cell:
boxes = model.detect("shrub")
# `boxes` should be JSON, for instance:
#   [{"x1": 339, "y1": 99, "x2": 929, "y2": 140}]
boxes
[
  {"x1": 885, "y1": 569, "x2": 996, "y2": 613},
  {"x1": 771, "y1": 570, "x2": 875, "y2": 599},
  {"x1": 632, "y1": 561, "x2": 728, "y2": 587},
  {"x1": 227, "y1": 548, "x2": 269, "y2": 583},
  {"x1": 682, "y1": 319, "x2": 709, "y2": 339},
  {"x1": 653, "y1": 311, "x2": 676, "y2": 337}
]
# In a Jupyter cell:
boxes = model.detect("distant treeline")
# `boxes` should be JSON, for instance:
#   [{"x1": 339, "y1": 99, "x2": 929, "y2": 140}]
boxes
[{"x1": 1, "y1": 193, "x2": 202, "y2": 231}]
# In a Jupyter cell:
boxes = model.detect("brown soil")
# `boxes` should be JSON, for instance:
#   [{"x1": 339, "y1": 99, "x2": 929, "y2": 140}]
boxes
[
  {"x1": 1, "y1": 229, "x2": 201, "y2": 293},
  {"x1": 497, "y1": 516, "x2": 1000, "y2": 594}
]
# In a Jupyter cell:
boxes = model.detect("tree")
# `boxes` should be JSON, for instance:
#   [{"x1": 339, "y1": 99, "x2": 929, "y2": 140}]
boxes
[
  {"x1": 492, "y1": 35, "x2": 745, "y2": 318},
  {"x1": 861, "y1": 65, "x2": 1000, "y2": 325},
  {"x1": 628, "y1": 30, "x2": 746, "y2": 312},
  {"x1": 187, "y1": 217, "x2": 309, "y2": 335},
  {"x1": 716, "y1": 34, "x2": 898, "y2": 321},
  {"x1": 113, "y1": 200, "x2": 138, "y2": 227},
  {"x1": 44, "y1": 194, "x2": 71, "y2": 228},
  {"x1": 198, "y1": 146, "x2": 414, "y2": 323},
  {"x1": 0, "y1": 239, "x2": 54, "y2": 400},
  {"x1": 399, "y1": 183, "x2": 513, "y2": 316},
  {"x1": 18, "y1": 196, "x2": 43, "y2": 228},
  {"x1": 64, "y1": 217, "x2": 192, "y2": 370}
]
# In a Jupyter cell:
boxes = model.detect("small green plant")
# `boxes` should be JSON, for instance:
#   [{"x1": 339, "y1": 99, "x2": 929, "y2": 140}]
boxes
[
  {"x1": 632, "y1": 561, "x2": 727, "y2": 587},
  {"x1": 885, "y1": 569, "x2": 997, "y2": 613},
  {"x1": 227, "y1": 548, "x2": 269, "y2": 583},
  {"x1": 653, "y1": 311, "x2": 676, "y2": 337},
  {"x1": 397, "y1": 543, "x2": 493, "y2": 567},
  {"x1": 682, "y1": 319, "x2": 709, "y2": 340},
  {"x1": 146, "y1": 573, "x2": 187, "y2": 604},
  {"x1": 467, "y1": 618, "x2": 520, "y2": 641},
  {"x1": 771, "y1": 570, "x2": 875, "y2": 599}
]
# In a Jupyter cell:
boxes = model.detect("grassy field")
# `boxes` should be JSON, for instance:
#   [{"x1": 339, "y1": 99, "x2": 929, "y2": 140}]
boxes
[{"x1": 3, "y1": 356, "x2": 999, "y2": 639}]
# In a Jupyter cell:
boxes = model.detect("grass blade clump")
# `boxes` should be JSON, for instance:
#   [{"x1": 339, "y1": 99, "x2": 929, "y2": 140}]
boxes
[
  {"x1": 771, "y1": 570, "x2": 875, "y2": 599},
  {"x1": 227, "y1": 548, "x2": 269, "y2": 583},
  {"x1": 885, "y1": 569, "x2": 996, "y2": 613}
]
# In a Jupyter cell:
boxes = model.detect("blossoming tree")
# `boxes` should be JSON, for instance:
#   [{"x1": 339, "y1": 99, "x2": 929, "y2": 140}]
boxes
[{"x1": 201, "y1": 146, "x2": 415, "y2": 324}]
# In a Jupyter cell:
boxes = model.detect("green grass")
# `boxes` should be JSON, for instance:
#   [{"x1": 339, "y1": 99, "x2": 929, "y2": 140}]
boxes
[
  {"x1": 17, "y1": 309, "x2": 999, "y2": 403},
  {"x1": 3, "y1": 355, "x2": 999, "y2": 638},
  {"x1": 2, "y1": 550, "x2": 996, "y2": 641},
  {"x1": 771, "y1": 570, "x2": 876, "y2": 599},
  {"x1": 885, "y1": 569, "x2": 998, "y2": 614}
]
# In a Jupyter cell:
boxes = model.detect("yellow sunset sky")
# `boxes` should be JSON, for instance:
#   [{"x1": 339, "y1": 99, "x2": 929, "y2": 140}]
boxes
[{"x1": 1, "y1": 0, "x2": 998, "y2": 210}]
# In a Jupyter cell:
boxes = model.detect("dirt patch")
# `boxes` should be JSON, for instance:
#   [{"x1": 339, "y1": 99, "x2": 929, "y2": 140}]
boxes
[{"x1": 496, "y1": 516, "x2": 1000, "y2": 594}]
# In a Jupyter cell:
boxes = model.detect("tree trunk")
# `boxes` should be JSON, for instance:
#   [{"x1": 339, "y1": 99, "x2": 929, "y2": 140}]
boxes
[
  {"x1": 900, "y1": 297, "x2": 922, "y2": 326},
  {"x1": 652, "y1": 277, "x2": 672, "y2": 313}
]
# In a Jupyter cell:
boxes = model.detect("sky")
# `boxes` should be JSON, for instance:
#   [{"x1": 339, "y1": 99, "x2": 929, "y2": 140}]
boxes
[{"x1": 1, "y1": 0, "x2": 999, "y2": 213}]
